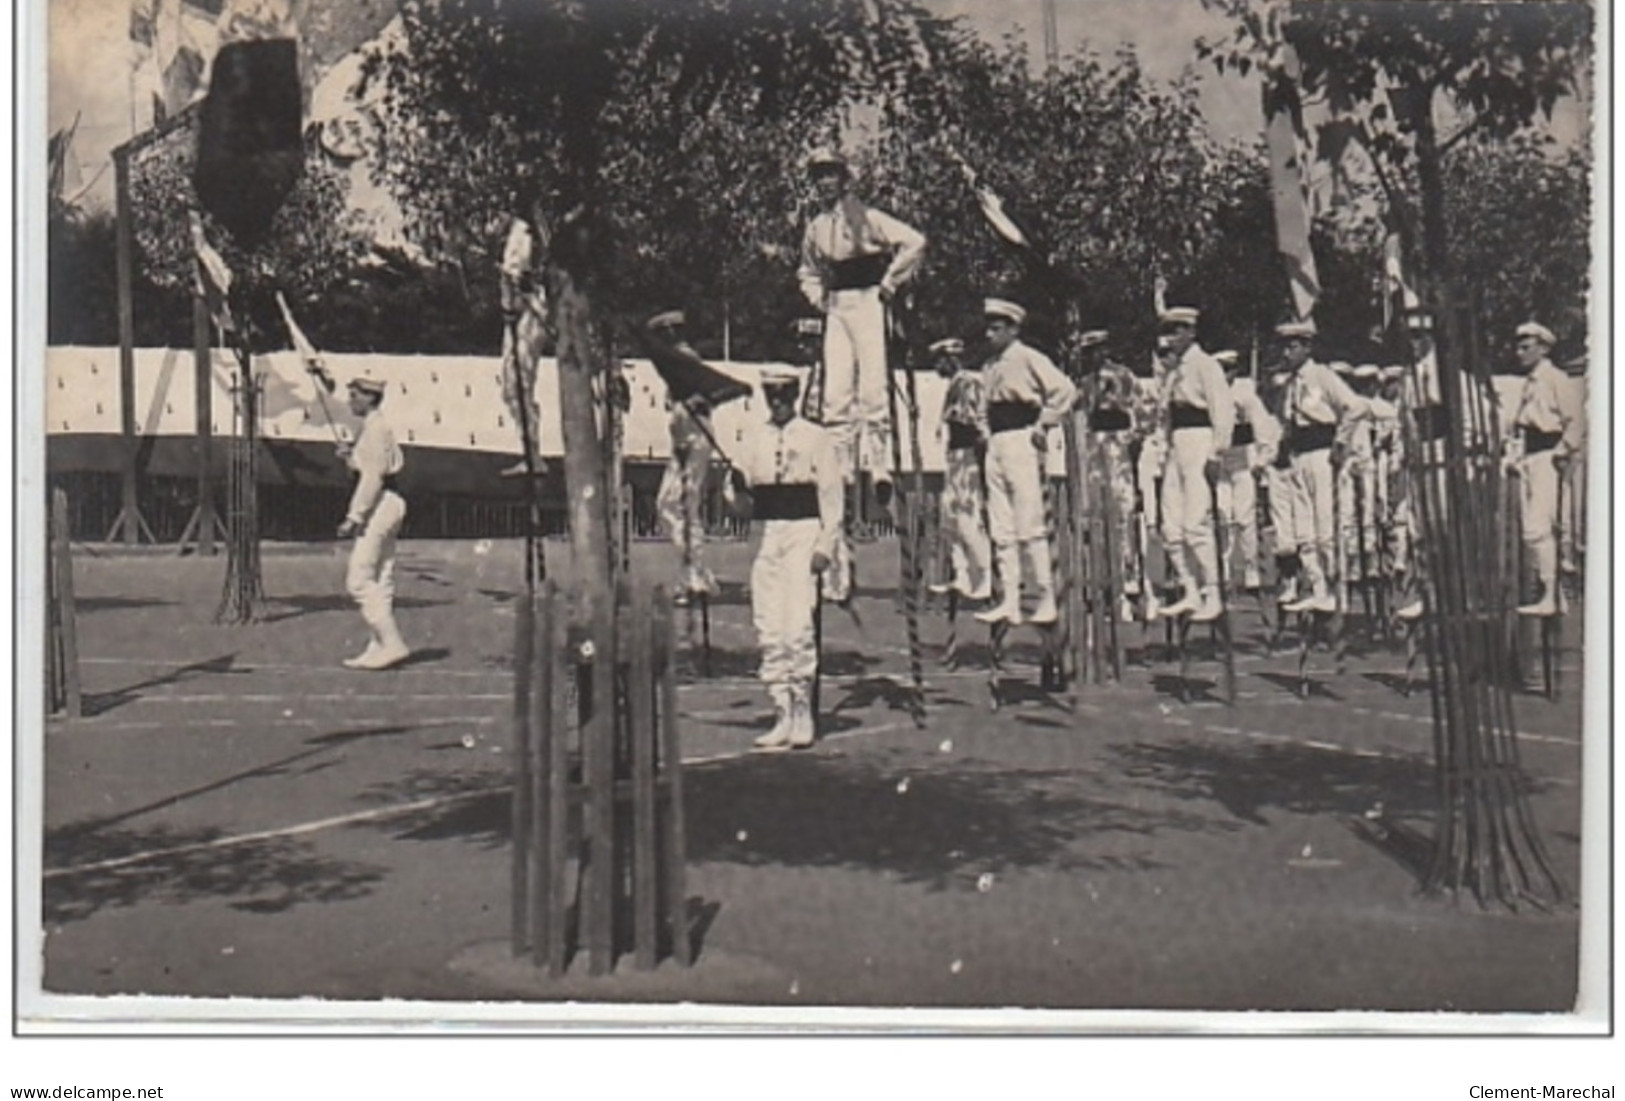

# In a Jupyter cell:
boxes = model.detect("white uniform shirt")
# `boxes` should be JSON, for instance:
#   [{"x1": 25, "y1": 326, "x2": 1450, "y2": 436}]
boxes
[
  {"x1": 1285, "y1": 360, "x2": 1368, "y2": 427},
  {"x1": 733, "y1": 416, "x2": 845, "y2": 558},
  {"x1": 1515, "y1": 359, "x2": 1584, "y2": 458},
  {"x1": 1229, "y1": 376, "x2": 1281, "y2": 455},
  {"x1": 346, "y1": 408, "x2": 405, "y2": 524},
  {"x1": 982, "y1": 340, "x2": 1078, "y2": 431},
  {"x1": 1162, "y1": 344, "x2": 1235, "y2": 452},
  {"x1": 797, "y1": 204, "x2": 926, "y2": 308}
]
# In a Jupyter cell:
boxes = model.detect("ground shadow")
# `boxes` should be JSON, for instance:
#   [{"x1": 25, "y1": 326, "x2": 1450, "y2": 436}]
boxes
[
  {"x1": 81, "y1": 653, "x2": 244, "y2": 718},
  {"x1": 75, "y1": 595, "x2": 175, "y2": 613},
  {"x1": 261, "y1": 593, "x2": 453, "y2": 623},
  {"x1": 364, "y1": 753, "x2": 1208, "y2": 888},
  {"x1": 1110, "y1": 737, "x2": 1436, "y2": 830},
  {"x1": 681, "y1": 753, "x2": 1213, "y2": 887},
  {"x1": 42, "y1": 824, "x2": 386, "y2": 925},
  {"x1": 1254, "y1": 669, "x2": 1345, "y2": 701},
  {"x1": 1363, "y1": 670, "x2": 1422, "y2": 697},
  {"x1": 395, "y1": 647, "x2": 452, "y2": 669}
]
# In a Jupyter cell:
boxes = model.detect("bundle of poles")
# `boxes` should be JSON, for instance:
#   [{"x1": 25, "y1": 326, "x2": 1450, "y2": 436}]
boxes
[{"x1": 1406, "y1": 297, "x2": 1565, "y2": 909}]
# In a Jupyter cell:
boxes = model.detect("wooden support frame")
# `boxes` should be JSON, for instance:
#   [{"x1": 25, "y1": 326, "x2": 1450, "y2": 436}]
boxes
[{"x1": 509, "y1": 580, "x2": 688, "y2": 975}]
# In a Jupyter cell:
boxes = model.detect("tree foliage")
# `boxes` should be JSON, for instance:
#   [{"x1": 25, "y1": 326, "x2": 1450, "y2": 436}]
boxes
[{"x1": 1197, "y1": 0, "x2": 1593, "y2": 312}]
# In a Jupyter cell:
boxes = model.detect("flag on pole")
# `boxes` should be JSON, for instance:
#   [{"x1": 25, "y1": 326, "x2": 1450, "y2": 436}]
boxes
[{"x1": 1265, "y1": 45, "x2": 1320, "y2": 322}]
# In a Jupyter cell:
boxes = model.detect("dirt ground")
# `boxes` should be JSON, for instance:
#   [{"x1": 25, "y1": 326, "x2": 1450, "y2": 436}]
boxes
[{"x1": 34, "y1": 537, "x2": 1587, "y2": 1015}]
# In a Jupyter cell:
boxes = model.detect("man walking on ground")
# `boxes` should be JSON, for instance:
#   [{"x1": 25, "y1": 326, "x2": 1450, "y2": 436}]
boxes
[{"x1": 333, "y1": 376, "x2": 411, "y2": 670}]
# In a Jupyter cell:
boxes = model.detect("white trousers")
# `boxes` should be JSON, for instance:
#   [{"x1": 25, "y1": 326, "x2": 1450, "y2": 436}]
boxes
[
  {"x1": 1160, "y1": 428, "x2": 1216, "y2": 585},
  {"x1": 942, "y1": 447, "x2": 992, "y2": 595},
  {"x1": 985, "y1": 430, "x2": 1047, "y2": 546},
  {"x1": 346, "y1": 490, "x2": 407, "y2": 647},
  {"x1": 1215, "y1": 464, "x2": 1258, "y2": 578},
  {"x1": 822, "y1": 287, "x2": 892, "y2": 480},
  {"x1": 1266, "y1": 464, "x2": 1299, "y2": 558},
  {"x1": 1289, "y1": 448, "x2": 1336, "y2": 565},
  {"x1": 1520, "y1": 450, "x2": 1561, "y2": 587},
  {"x1": 751, "y1": 518, "x2": 822, "y2": 688},
  {"x1": 656, "y1": 410, "x2": 712, "y2": 570}
]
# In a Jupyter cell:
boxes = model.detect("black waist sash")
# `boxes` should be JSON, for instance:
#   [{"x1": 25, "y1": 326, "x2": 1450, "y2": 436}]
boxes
[
  {"x1": 1169, "y1": 402, "x2": 1211, "y2": 429},
  {"x1": 1089, "y1": 407, "x2": 1132, "y2": 432},
  {"x1": 381, "y1": 473, "x2": 404, "y2": 495},
  {"x1": 1291, "y1": 422, "x2": 1336, "y2": 453},
  {"x1": 946, "y1": 422, "x2": 981, "y2": 451},
  {"x1": 1232, "y1": 421, "x2": 1256, "y2": 446},
  {"x1": 1412, "y1": 404, "x2": 1449, "y2": 443},
  {"x1": 826, "y1": 253, "x2": 890, "y2": 291},
  {"x1": 754, "y1": 483, "x2": 821, "y2": 520},
  {"x1": 1522, "y1": 426, "x2": 1562, "y2": 454},
  {"x1": 988, "y1": 401, "x2": 1041, "y2": 434}
]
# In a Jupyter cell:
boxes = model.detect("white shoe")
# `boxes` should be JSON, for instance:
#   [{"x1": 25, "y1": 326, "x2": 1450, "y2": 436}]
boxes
[
  {"x1": 1276, "y1": 577, "x2": 1300, "y2": 606},
  {"x1": 1190, "y1": 589, "x2": 1223, "y2": 623},
  {"x1": 1286, "y1": 591, "x2": 1336, "y2": 614},
  {"x1": 928, "y1": 581, "x2": 953, "y2": 596},
  {"x1": 1144, "y1": 593, "x2": 1161, "y2": 622},
  {"x1": 974, "y1": 599, "x2": 1022, "y2": 626},
  {"x1": 1517, "y1": 591, "x2": 1559, "y2": 617},
  {"x1": 1161, "y1": 591, "x2": 1199, "y2": 618},
  {"x1": 1395, "y1": 599, "x2": 1424, "y2": 622},
  {"x1": 788, "y1": 695, "x2": 816, "y2": 749},
  {"x1": 1243, "y1": 567, "x2": 1262, "y2": 591},
  {"x1": 754, "y1": 711, "x2": 793, "y2": 751},
  {"x1": 352, "y1": 643, "x2": 410, "y2": 670},
  {"x1": 342, "y1": 641, "x2": 380, "y2": 669},
  {"x1": 1028, "y1": 593, "x2": 1059, "y2": 625},
  {"x1": 1120, "y1": 596, "x2": 1136, "y2": 623},
  {"x1": 964, "y1": 583, "x2": 993, "y2": 602}
]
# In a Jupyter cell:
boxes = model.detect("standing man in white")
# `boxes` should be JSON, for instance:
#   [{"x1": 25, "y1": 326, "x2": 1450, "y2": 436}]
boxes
[
  {"x1": 336, "y1": 377, "x2": 411, "y2": 670},
  {"x1": 725, "y1": 365, "x2": 845, "y2": 751},
  {"x1": 796, "y1": 148, "x2": 926, "y2": 503},
  {"x1": 974, "y1": 298, "x2": 1077, "y2": 627}
]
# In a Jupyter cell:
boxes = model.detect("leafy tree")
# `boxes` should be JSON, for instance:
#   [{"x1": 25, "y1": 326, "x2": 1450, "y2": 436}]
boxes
[
  {"x1": 1198, "y1": 0, "x2": 1593, "y2": 312},
  {"x1": 871, "y1": 38, "x2": 1289, "y2": 364},
  {"x1": 369, "y1": 0, "x2": 958, "y2": 623}
]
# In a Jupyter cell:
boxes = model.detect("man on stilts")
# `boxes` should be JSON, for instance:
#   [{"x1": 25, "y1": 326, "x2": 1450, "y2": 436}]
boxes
[
  {"x1": 927, "y1": 337, "x2": 993, "y2": 605},
  {"x1": 725, "y1": 365, "x2": 844, "y2": 751},
  {"x1": 1072, "y1": 330, "x2": 1141, "y2": 623},
  {"x1": 642, "y1": 309, "x2": 751, "y2": 604},
  {"x1": 797, "y1": 147, "x2": 925, "y2": 601},
  {"x1": 974, "y1": 297, "x2": 1077, "y2": 628},
  {"x1": 1277, "y1": 319, "x2": 1371, "y2": 616},
  {"x1": 1213, "y1": 348, "x2": 1280, "y2": 596},
  {"x1": 1507, "y1": 321, "x2": 1583, "y2": 617},
  {"x1": 1153, "y1": 306, "x2": 1234, "y2": 623}
]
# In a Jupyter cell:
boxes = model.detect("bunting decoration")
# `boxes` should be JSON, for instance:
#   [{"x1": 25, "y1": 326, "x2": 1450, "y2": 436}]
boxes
[{"x1": 1264, "y1": 45, "x2": 1320, "y2": 321}]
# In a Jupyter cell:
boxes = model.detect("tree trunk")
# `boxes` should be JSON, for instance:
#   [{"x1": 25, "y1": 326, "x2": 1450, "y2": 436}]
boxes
[{"x1": 551, "y1": 259, "x2": 614, "y2": 627}]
